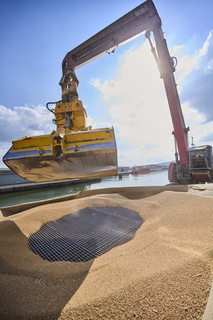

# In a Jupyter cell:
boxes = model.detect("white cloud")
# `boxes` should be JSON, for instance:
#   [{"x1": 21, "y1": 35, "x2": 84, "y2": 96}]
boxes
[
  {"x1": 169, "y1": 46, "x2": 199, "y2": 89},
  {"x1": 181, "y1": 30, "x2": 213, "y2": 121},
  {"x1": 0, "y1": 104, "x2": 54, "y2": 167},
  {"x1": 183, "y1": 102, "x2": 213, "y2": 146},
  {"x1": 0, "y1": 104, "x2": 54, "y2": 143},
  {"x1": 90, "y1": 41, "x2": 175, "y2": 165}
]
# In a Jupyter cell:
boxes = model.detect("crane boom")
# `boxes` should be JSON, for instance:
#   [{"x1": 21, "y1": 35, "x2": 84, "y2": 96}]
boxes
[{"x1": 61, "y1": 1, "x2": 160, "y2": 72}]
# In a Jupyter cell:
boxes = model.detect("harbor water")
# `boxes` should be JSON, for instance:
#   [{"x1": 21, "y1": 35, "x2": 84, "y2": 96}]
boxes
[{"x1": 0, "y1": 170, "x2": 169, "y2": 208}]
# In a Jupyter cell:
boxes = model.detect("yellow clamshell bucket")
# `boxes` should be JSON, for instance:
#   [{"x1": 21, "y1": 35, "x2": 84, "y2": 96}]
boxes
[{"x1": 3, "y1": 72, "x2": 117, "y2": 183}]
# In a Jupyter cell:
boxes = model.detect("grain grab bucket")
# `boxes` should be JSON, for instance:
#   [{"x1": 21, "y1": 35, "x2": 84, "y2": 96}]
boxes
[{"x1": 3, "y1": 127, "x2": 117, "y2": 183}]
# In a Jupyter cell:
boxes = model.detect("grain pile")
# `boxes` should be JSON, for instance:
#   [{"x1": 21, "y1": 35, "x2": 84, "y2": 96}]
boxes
[{"x1": 0, "y1": 185, "x2": 213, "y2": 320}]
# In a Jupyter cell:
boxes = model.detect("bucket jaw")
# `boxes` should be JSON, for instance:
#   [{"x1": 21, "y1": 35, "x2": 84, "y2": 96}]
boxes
[{"x1": 3, "y1": 128, "x2": 117, "y2": 183}]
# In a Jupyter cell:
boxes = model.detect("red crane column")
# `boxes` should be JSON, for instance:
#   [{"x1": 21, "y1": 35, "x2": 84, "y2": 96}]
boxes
[{"x1": 152, "y1": 27, "x2": 189, "y2": 167}]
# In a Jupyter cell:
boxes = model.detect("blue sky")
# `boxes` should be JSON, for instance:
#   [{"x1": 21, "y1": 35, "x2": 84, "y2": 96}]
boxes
[{"x1": 0, "y1": 0, "x2": 213, "y2": 168}]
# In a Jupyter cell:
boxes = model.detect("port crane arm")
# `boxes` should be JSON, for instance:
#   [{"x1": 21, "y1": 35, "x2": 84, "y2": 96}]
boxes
[{"x1": 60, "y1": 1, "x2": 161, "y2": 72}]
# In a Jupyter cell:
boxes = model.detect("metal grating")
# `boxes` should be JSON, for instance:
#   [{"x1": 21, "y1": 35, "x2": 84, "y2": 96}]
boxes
[{"x1": 28, "y1": 207, "x2": 143, "y2": 262}]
